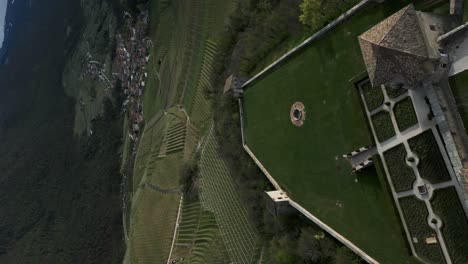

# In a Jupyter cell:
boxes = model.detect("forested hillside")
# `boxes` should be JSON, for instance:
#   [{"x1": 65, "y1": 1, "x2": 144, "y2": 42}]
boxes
[{"x1": 0, "y1": 1, "x2": 124, "y2": 263}]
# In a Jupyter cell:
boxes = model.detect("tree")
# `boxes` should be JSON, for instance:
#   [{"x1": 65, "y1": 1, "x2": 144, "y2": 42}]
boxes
[
  {"x1": 299, "y1": 0, "x2": 324, "y2": 29},
  {"x1": 299, "y1": 0, "x2": 354, "y2": 30}
]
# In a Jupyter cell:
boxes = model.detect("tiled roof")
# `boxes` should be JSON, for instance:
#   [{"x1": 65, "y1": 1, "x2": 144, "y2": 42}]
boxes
[{"x1": 358, "y1": 4, "x2": 434, "y2": 87}]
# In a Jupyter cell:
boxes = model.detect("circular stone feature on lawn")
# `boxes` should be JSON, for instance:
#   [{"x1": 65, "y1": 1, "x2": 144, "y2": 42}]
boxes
[{"x1": 290, "y1": 102, "x2": 306, "y2": 127}]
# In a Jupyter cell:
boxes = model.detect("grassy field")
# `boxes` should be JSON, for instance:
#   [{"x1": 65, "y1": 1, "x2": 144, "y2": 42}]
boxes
[
  {"x1": 127, "y1": 188, "x2": 181, "y2": 264},
  {"x1": 242, "y1": 2, "x2": 423, "y2": 263},
  {"x1": 199, "y1": 127, "x2": 260, "y2": 263},
  {"x1": 383, "y1": 144, "x2": 416, "y2": 192},
  {"x1": 431, "y1": 187, "x2": 468, "y2": 264},
  {"x1": 408, "y1": 129, "x2": 451, "y2": 184},
  {"x1": 448, "y1": 70, "x2": 468, "y2": 129},
  {"x1": 372, "y1": 110, "x2": 396, "y2": 142},
  {"x1": 399, "y1": 196, "x2": 445, "y2": 264},
  {"x1": 394, "y1": 97, "x2": 418, "y2": 132}
]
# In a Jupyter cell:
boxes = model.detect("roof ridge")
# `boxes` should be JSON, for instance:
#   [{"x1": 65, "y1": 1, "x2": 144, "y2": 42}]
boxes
[
  {"x1": 377, "y1": 39, "x2": 428, "y2": 60},
  {"x1": 377, "y1": 4, "x2": 413, "y2": 45}
]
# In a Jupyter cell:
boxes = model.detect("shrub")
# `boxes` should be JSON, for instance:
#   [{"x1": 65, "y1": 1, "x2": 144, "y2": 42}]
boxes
[
  {"x1": 394, "y1": 97, "x2": 418, "y2": 132},
  {"x1": 399, "y1": 196, "x2": 445, "y2": 263},
  {"x1": 361, "y1": 80, "x2": 384, "y2": 111},
  {"x1": 431, "y1": 187, "x2": 468, "y2": 264},
  {"x1": 385, "y1": 84, "x2": 407, "y2": 98},
  {"x1": 371, "y1": 110, "x2": 395, "y2": 142},
  {"x1": 408, "y1": 130, "x2": 451, "y2": 184},
  {"x1": 383, "y1": 144, "x2": 416, "y2": 192}
]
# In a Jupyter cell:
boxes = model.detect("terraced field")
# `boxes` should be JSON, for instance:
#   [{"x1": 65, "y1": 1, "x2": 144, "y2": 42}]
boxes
[
  {"x1": 143, "y1": 0, "x2": 235, "y2": 120},
  {"x1": 199, "y1": 127, "x2": 261, "y2": 263},
  {"x1": 171, "y1": 201, "x2": 231, "y2": 264}
]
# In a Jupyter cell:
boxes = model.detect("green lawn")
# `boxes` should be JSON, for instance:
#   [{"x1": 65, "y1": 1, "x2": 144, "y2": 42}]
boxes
[
  {"x1": 431, "y1": 187, "x2": 468, "y2": 264},
  {"x1": 243, "y1": 2, "x2": 419, "y2": 263},
  {"x1": 394, "y1": 97, "x2": 418, "y2": 132},
  {"x1": 399, "y1": 196, "x2": 445, "y2": 264},
  {"x1": 449, "y1": 70, "x2": 468, "y2": 130}
]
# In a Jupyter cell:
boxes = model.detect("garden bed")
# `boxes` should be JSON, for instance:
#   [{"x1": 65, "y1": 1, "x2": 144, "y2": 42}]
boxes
[
  {"x1": 408, "y1": 130, "x2": 451, "y2": 184},
  {"x1": 431, "y1": 187, "x2": 468, "y2": 264},
  {"x1": 383, "y1": 144, "x2": 416, "y2": 192},
  {"x1": 372, "y1": 110, "x2": 395, "y2": 142},
  {"x1": 399, "y1": 196, "x2": 446, "y2": 264},
  {"x1": 361, "y1": 80, "x2": 384, "y2": 111},
  {"x1": 385, "y1": 85, "x2": 407, "y2": 98},
  {"x1": 394, "y1": 97, "x2": 418, "y2": 132}
]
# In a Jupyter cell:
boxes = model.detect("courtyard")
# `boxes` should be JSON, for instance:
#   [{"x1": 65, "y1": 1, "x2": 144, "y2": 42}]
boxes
[{"x1": 242, "y1": 2, "x2": 420, "y2": 263}]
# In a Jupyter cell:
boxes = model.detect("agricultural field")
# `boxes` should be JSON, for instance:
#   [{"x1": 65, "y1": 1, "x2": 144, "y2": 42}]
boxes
[
  {"x1": 383, "y1": 144, "x2": 416, "y2": 192},
  {"x1": 125, "y1": 111, "x2": 189, "y2": 264},
  {"x1": 408, "y1": 129, "x2": 451, "y2": 184},
  {"x1": 199, "y1": 127, "x2": 261, "y2": 263},
  {"x1": 126, "y1": 188, "x2": 181, "y2": 264},
  {"x1": 431, "y1": 187, "x2": 468, "y2": 264},
  {"x1": 394, "y1": 97, "x2": 418, "y2": 132},
  {"x1": 170, "y1": 200, "x2": 231, "y2": 264},
  {"x1": 361, "y1": 80, "x2": 384, "y2": 111},
  {"x1": 242, "y1": 1, "x2": 426, "y2": 263},
  {"x1": 399, "y1": 196, "x2": 445, "y2": 264},
  {"x1": 448, "y1": 70, "x2": 468, "y2": 129},
  {"x1": 372, "y1": 110, "x2": 396, "y2": 142},
  {"x1": 142, "y1": 0, "x2": 235, "y2": 120}
]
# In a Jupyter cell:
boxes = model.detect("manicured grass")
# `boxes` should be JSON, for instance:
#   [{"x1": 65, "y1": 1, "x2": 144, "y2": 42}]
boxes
[
  {"x1": 394, "y1": 97, "x2": 418, "y2": 132},
  {"x1": 385, "y1": 85, "x2": 407, "y2": 99},
  {"x1": 408, "y1": 130, "x2": 451, "y2": 184},
  {"x1": 431, "y1": 187, "x2": 468, "y2": 264},
  {"x1": 199, "y1": 128, "x2": 260, "y2": 263},
  {"x1": 383, "y1": 144, "x2": 416, "y2": 192},
  {"x1": 243, "y1": 2, "x2": 420, "y2": 263},
  {"x1": 372, "y1": 110, "x2": 396, "y2": 142},
  {"x1": 449, "y1": 70, "x2": 468, "y2": 130},
  {"x1": 361, "y1": 80, "x2": 384, "y2": 111},
  {"x1": 399, "y1": 196, "x2": 446, "y2": 264}
]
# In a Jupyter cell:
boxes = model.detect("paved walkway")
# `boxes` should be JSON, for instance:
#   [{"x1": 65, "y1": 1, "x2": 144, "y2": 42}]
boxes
[{"x1": 358, "y1": 83, "x2": 460, "y2": 264}]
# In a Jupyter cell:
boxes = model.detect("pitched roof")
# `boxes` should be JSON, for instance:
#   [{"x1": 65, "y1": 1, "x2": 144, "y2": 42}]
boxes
[{"x1": 358, "y1": 4, "x2": 435, "y2": 87}]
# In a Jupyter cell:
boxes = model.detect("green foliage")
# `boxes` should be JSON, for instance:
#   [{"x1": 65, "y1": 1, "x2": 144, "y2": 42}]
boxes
[
  {"x1": 394, "y1": 97, "x2": 418, "y2": 132},
  {"x1": 0, "y1": 1, "x2": 124, "y2": 263},
  {"x1": 399, "y1": 196, "x2": 445, "y2": 263},
  {"x1": 385, "y1": 85, "x2": 407, "y2": 98},
  {"x1": 371, "y1": 110, "x2": 396, "y2": 142},
  {"x1": 361, "y1": 80, "x2": 384, "y2": 111},
  {"x1": 408, "y1": 130, "x2": 451, "y2": 184},
  {"x1": 432, "y1": 187, "x2": 468, "y2": 264},
  {"x1": 383, "y1": 144, "x2": 416, "y2": 192},
  {"x1": 299, "y1": 0, "x2": 359, "y2": 30},
  {"x1": 227, "y1": 0, "x2": 303, "y2": 75}
]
